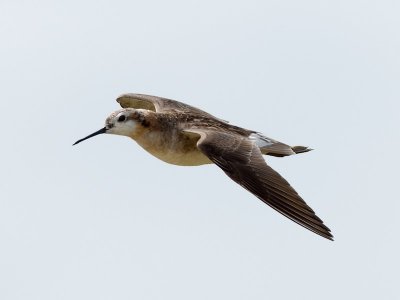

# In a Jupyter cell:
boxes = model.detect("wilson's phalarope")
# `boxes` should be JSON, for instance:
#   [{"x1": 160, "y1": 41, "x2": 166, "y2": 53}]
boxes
[{"x1": 74, "y1": 94, "x2": 333, "y2": 240}]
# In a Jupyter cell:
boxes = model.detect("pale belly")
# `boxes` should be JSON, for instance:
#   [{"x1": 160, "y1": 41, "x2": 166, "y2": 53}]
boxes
[
  {"x1": 133, "y1": 132, "x2": 213, "y2": 166},
  {"x1": 145, "y1": 148, "x2": 212, "y2": 166}
]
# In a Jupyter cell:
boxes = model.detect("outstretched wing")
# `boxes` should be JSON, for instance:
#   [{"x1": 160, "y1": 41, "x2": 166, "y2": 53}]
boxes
[
  {"x1": 185, "y1": 128, "x2": 333, "y2": 240},
  {"x1": 117, "y1": 93, "x2": 228, "y2": 122}
]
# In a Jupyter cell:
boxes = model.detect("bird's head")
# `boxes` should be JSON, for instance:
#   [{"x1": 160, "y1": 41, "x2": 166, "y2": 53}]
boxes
[{"x1": 73, "y1": 108, "x2": 149, "y2": 145}]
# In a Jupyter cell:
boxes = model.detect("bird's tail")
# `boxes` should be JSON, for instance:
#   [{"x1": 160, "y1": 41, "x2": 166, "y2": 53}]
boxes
[
  {"x1": 251, "y1": 133, "x2": 312, "y2": 157},
  {"x1": 261, "y1": 143, "x2": 312, "y2": 157},
  {"x1": 291, "y1": 145, "x2": 313, "y2": 154}
]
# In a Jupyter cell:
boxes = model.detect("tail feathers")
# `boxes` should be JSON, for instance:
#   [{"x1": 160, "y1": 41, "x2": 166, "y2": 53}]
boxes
[
  {"x1": 260, "y1": 142, "x2": 296, "y2": 157},
  {"x1": 250, "y1": 133, "x2": 312, "y2": 157},
  {"x1": 291, "y1": 145, "x2": 313, "y2": 154},
  {"x1": 261, "y1": 144, "x2": 312, "y2": 157}
]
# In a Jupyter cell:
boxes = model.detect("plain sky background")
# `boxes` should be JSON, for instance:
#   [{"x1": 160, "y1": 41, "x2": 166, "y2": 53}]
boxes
[{"x1": 1, "y1": 1, "x2": 399, "y2": 299}]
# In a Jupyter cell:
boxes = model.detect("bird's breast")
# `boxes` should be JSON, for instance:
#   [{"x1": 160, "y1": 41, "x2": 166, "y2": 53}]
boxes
[{"x1": 133, "y1": 130, "x2": 212, "y2": 166}]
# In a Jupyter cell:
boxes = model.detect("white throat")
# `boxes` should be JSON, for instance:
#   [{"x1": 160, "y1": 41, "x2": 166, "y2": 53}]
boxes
[{"x1": 107, "y1": 120, "x2": 138, "y2": 137}]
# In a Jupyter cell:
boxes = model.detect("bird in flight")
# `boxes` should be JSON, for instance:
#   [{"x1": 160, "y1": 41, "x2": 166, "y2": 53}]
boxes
[{"x1": 74, "y1": 94, "x2": 333, "y2": 240}]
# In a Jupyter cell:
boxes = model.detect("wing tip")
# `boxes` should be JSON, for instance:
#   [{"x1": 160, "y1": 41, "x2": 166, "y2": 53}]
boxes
[
  {"x1": 321, "y1": 232, "x2": 334, "y2": 241},
  {"x1": 310, "y1": 222, "x2": 334, "y2": 241}
]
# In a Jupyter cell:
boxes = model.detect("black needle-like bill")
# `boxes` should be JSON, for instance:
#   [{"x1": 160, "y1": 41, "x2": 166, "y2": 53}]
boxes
[{"x1": 73, "y1": 127, "x2": 107, "y2": 145}]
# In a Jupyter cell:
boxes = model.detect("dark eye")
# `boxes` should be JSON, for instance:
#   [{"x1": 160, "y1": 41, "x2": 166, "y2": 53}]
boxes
[{"x1": 118, "y1": 115, "x2": 126, "y2": 122}]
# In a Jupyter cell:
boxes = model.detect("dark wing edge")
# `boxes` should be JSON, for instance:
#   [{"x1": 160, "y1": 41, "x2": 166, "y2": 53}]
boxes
[
  {"x1": 186, "y1": 129, "x2": 334, "y2": 241},
  {"x1": 117, "y1": 93, "x2": 229, "y2": 123}
]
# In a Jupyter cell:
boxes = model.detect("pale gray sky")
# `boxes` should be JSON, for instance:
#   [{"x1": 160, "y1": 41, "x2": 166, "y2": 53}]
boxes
[{"x1": 1, "y1": 1, "x2": 399, "y2": 299}]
